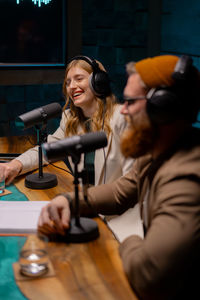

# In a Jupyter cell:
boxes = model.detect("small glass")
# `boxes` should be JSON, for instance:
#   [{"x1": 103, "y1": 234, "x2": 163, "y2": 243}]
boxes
[
  {"x1": 0, "y1": 173, "x2": 5, "y2": 194},
  {"x1": 19, "y1": 235, "x2": 49, "y2": 277}
]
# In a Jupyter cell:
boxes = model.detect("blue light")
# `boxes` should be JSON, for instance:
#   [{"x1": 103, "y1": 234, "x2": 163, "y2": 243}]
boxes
[{"x1": 16, "y1": 0, "x2": 52, "y2": 6}]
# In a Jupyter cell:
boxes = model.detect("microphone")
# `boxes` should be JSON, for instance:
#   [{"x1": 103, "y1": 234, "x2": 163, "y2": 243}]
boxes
[
  {"x1": 42, "y1": 131, "x2": 107, "y2": 162},
  {"x1": 42, "y1": 131, "x2": 107, "y2": 243},
  {"x1": 15, "y1": 102, "x2": 62, "y2": 129},
  {"x1": 15, "y1": 102, "x2": 62, "y2": 190}
]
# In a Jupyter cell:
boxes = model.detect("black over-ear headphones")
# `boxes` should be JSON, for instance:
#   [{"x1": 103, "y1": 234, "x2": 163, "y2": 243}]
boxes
[
  {"x1": 68, "y1": 55, "x2": 112, "y2": 99},
  {"x1": 146, "y1": 55, "x2": 198, "y2": 124}
]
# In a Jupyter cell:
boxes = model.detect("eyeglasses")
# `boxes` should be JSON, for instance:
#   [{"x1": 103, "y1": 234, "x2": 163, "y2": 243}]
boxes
[{"x1": 123, "y1": 96, "x2": 146, "y2": 106}]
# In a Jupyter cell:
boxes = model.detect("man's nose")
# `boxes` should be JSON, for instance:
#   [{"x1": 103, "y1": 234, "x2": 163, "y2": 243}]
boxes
[{"x1": 120, "y1": 102, "x2": 129, "y2": 115}]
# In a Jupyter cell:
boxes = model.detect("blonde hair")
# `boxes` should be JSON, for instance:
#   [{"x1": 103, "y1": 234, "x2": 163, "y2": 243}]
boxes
[{"x1": 62, "y1": 58, "x2": 117, "y2": 137}]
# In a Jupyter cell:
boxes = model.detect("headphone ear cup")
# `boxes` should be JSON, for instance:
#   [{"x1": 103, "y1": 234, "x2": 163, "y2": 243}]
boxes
[
  {"x1": 145, "y1": 55, "x2": 199, "y2": 125},
  {"x1": 89, "y1": 70, "x2": 111, "y2": 98},
  {"x1": 172, "y1": 55, "x2": 193, "y2": 81},
  {"x1": 69, "y1": 55, "x2": 112, "y2": 99},
  {"x1": 146, "y1": 88, "x2": 180, "y2": 124}
]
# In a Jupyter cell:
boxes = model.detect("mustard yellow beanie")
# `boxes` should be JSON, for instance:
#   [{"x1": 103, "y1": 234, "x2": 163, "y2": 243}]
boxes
[{"x1": 135, "y1": 55, "x2": 179, "y2": 88}]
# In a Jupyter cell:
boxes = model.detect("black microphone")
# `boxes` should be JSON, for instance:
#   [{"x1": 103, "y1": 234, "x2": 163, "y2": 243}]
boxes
[
  {"x1": 42, "y1": 131, "x2": 108, "y2": 162},
  {"x1": 15, "y1": 102, "x2": 62, "y2": 129},
  {"x1": 15, "y1": 102, "x2": 62, "y2": 190}
]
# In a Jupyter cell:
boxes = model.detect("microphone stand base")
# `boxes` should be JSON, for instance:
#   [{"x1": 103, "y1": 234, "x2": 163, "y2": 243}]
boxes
[
  {"x1": 25, "y1": 173, "x2": 58, "y2": 189},
  {"x1": 66, "y1": 217, "x2": 99, "y2": 243}
]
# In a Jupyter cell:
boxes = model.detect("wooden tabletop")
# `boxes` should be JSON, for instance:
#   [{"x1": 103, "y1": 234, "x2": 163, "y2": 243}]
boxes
[
  {"x1": 0, "y1": 136, "x2": 138, "y2": 300},
  {"x1": 0, "y1": 135, "x2": 74, "y2": 199},
  {"x1": 0, "y1": 135, "x2": 36, "y2": 154}
]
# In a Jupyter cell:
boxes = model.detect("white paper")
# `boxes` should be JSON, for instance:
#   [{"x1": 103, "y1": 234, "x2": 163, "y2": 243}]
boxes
[{"x1": 0, "y1": 201, "x2": 49, "y2": 233}]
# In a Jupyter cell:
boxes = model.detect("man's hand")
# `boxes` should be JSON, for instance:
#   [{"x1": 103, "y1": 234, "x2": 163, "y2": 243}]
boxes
[
  {"x1": 0, "y1": 160, "x2": 23, "y2": 185},
  {"x1": 37, "y1": 195, "x2": 71, "y2": 236}
]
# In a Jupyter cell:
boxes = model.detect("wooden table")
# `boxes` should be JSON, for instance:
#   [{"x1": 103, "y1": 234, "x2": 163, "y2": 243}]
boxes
[
  {"x1": 0, "y1": 135, "x2": 74, "y2": 199},
  {"x1": 0, "y1": 136, "x2": 138, "y2": 300}
]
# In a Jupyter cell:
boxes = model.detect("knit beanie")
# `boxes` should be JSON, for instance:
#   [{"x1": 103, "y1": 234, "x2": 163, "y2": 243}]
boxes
[{"x1": 135, "y1": 55, "x2": 179, "y2": 88}]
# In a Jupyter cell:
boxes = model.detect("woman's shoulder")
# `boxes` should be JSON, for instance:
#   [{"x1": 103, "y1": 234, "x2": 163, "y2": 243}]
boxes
[
  {"x1": 58, "y1": 109, "x2": 72, "y2": 130},
  {"x1": 64, "y1": 108, "x2": 71, "y2": 115},
  {"x1": 108, "y1": 103, "x2": 126, "y2": 133},
  {"x1": 62, "y1": 108, "x2": 72, "y2": 120},
  {"x1": 113, "y1": 103, "x2": 122, "y2": 112},
  {"x1": 111, "y1": 103, "x2": 125, "y2": 123}
]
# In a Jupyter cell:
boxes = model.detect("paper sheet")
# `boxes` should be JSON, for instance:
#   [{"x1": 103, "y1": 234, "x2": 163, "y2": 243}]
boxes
[{"x1": 0, "y1": 201, "x2": 49, "y2": 234}]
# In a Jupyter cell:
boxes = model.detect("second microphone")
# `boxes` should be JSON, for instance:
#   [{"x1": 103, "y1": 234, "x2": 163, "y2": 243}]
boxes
[{"x1": 42, "y1": 131, "x2": 108, "y2": 163}]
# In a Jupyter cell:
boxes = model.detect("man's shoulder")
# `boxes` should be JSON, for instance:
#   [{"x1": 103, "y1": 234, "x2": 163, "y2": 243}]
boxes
[
  {"x1": 135, "y1": 154, "x2": 153, "y2": 174},
  {"x1": 159, "y1": 136, "x2": 200, "y2": 180},
  {"x1": 173, "y1": 127, "x2": 200, "y2": 165}
]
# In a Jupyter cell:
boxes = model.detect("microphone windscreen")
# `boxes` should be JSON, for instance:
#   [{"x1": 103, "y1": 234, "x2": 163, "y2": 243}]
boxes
[
  {"x1": 42, "y1": 102, "x2": 62, "y2": 120},
  {"x1": 80, "y1": 131, "x2": 107, "y2": 152},
  {"x1": 16, "y1": 102, "x2": 62, "y2": 129},
  {"x1": 42, "y1": 131, "x2": 108, "y2": 162}
]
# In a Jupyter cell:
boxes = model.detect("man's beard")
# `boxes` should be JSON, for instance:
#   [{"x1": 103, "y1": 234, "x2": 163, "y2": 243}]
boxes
[{"x1": 120, "y1": 110, "x2": 157, "y2": 158}]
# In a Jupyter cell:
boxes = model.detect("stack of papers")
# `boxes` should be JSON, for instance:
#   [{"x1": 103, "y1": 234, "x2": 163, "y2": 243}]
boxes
[{"x1": 0, "y1": 201, "x2": 49, "y2": 234}]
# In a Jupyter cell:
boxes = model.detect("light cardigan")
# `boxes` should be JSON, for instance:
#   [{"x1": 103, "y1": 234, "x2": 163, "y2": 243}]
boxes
[{"x1": 16, "y1": 104, "x2": 133, "y2": 185}]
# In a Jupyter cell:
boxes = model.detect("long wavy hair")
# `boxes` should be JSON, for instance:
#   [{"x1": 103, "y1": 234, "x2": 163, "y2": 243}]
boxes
[{"x1": 62, "y1": 59, "x2": 117, "y2": 137}]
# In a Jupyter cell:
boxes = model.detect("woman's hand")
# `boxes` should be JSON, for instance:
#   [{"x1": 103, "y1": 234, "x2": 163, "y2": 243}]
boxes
[
  {"x1": 37, "y1": 195, "x2": 71, "y2": 236},
  {"x1": 0, "y1": 160, "x2": 23, "y2": 185}
]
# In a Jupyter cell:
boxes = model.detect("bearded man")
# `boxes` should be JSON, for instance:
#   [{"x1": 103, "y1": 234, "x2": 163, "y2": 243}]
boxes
[{"x1": 38, "y1": 55, "x2": 200, "y2": 300}]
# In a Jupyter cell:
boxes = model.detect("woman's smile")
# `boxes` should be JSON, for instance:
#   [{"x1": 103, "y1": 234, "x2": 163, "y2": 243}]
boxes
[{"x1": 72, "y1": 89, "x2": 84, "y2": 100}]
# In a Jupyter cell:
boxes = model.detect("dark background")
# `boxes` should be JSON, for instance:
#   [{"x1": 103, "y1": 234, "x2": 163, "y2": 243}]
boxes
[
  {"x1": 0, "y1": 0, "x2": 64, "y2": 65},
  {"x1": 0, "y1": 0, "x2": 200, "y2": 137}
]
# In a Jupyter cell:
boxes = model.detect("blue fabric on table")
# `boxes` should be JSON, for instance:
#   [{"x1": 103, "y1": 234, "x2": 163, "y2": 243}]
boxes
[
  {"x1": 1, "y1": 184, "x2": 28, "y2": 201},
  {"x1": 0, "y1": 237, "x2": 27, "y2": 300},
  {"x1": 0, "y1": 184, "x2": 28, "y2": 299}
]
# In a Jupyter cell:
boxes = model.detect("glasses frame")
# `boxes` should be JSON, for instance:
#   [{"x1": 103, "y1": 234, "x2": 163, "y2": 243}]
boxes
[{"x1": 123, "y1": 96, "x2": 146, "y2": 106}]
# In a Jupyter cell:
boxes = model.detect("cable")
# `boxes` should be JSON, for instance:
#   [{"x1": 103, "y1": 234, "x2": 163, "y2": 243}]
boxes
[
  {"x1": 49, "y1": 162, "x2": 74, "y2": 176},
  {"x1": 103, "y1": 147, "x2": 107, "y2": 184},
  {"x1": 101, "y1": 102, "x2": 107, "y2": 184}
]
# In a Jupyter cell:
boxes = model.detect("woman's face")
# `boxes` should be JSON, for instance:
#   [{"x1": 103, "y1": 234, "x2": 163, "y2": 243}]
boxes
[{"x1": 65, "y1": 66, "x2": 96, "y2": 111}]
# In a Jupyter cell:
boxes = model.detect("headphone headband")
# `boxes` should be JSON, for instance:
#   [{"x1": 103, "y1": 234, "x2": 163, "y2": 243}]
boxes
[{"x1": 69, "y1": 55, "x2": 100, "y2": 71}]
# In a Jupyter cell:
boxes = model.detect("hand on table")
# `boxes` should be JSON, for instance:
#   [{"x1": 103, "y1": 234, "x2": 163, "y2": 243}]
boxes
[
  {"x1": 37, "y1": 195, "x2": 71, "y2": 236},
  {"x1": 0, "y1": 160, "x2": 23, "y2": 185}
]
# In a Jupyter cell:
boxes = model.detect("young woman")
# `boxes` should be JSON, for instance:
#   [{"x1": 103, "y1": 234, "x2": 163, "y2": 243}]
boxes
[{"x1": 1, "y1": 56, "x2": 133, "y2": 186}]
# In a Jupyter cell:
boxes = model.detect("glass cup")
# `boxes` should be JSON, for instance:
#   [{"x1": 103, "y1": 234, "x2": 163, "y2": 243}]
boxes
[
  {"x1": 18, "y1": 234, "x2": 49, "y2": 277},
  {"x1": 0, "y1": 172, "x2": 5, "y2": 194}
]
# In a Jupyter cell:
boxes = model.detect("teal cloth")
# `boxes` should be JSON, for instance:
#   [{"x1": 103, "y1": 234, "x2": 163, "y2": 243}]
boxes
[
  {"x1": 1, "y1": 184, "x2": 28, "y2": 201},
  {"x1": 0, "y1": 237, "x2": 27, "y2": 300},
  {"x1": 0, "y1": 184, "x2": 28, "y2": 299}
]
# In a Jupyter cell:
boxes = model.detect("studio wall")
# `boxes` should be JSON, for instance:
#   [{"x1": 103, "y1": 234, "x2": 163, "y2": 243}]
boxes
[{"x1": 0, "y1": 0, "x2": 199, "y2": 136}]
